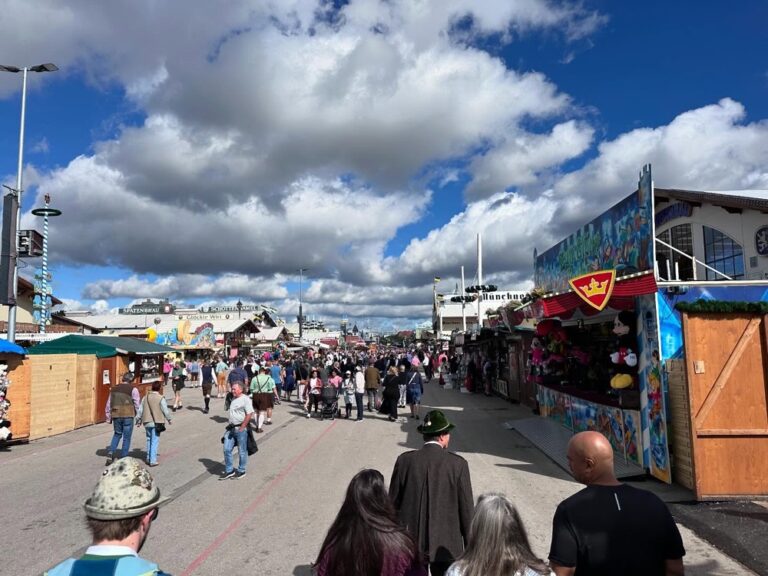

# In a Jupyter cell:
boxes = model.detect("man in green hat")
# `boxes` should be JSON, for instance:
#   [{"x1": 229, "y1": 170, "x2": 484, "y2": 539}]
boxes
[
  {"x1": 45, "y1": 457, "x2": 171, "y2": 575},
  {"x1": 389, "y1": 409, "x2": 474, "y2": 576}
]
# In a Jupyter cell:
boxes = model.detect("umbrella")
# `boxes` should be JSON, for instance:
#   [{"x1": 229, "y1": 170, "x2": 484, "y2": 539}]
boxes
[{"x1": 0, "y1": 339, "x2": 25, "y2": 355}]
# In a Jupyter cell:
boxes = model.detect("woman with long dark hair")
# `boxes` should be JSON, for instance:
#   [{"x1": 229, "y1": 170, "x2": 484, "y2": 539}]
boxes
[
  {"x1": 380, "y1": 366, "x2": 401, "y2": 422},
  {"x1": 314, "y1": 469, "x2": 426, "y2": 576},
  {"x1": 446, "y1": 493, "x2": 552, "y2": 576}
]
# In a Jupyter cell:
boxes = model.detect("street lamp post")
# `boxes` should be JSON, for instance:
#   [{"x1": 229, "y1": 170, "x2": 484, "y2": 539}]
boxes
[
  {"x1": 297, "y1": 268, "x2": 307, "y2": 341},
  {"x1": 236, "y1": 299, "x2": 242, "y2": 319},
  {"x1": 0, "y1": 63, "x2": 58, "y2": 343}
]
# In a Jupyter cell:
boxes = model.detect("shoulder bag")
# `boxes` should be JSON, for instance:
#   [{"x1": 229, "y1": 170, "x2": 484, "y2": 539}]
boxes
[
  {"x1": 147, "y1": 395, "x2": 167, "y2": 434},
  {"x1": 247, "y1": 426, "x2": 259, "y2": 455}
]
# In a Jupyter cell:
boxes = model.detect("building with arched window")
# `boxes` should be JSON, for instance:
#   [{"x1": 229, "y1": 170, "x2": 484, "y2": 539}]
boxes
[{"x1": 654, "y1": 188, "x2": 768, "y2": 281}]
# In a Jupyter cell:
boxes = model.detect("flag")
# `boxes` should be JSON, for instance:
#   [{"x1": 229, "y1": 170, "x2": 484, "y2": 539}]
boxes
[{"x1": 433, "y1": 276, "x2": 441, "y2": 283}]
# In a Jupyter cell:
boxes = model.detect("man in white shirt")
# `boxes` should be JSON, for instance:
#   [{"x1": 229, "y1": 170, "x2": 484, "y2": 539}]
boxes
[{"x1": 220, "y1": 382, "x2": 254, "y2": 480}]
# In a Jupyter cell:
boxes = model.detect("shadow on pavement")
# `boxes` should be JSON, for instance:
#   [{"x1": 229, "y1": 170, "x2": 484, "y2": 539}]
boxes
[
  {"x1": 292, "y1": 564, "x2": 313, "y2": 575},
  {"x1": 209, "y1": 415, "x2": 228, "y2": 424},
  {"x1": 670, "y1": 501, "x2": 768, "y2": 576},
  {"x1": 198, "y1": 457, "x2": 225, "y2": 475}
]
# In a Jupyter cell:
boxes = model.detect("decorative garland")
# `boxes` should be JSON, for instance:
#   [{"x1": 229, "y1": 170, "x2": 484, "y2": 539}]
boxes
[{"x1": 675, "y1": 299, "x2": 768, "y2": 314}]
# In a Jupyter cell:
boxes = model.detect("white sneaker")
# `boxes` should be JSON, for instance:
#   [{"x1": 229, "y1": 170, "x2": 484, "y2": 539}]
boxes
[{"x1": 306, "y1": 412, "x2": 311, "y2": 418}]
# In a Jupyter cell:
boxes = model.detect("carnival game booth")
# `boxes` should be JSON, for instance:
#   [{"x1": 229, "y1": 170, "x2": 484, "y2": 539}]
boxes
[
  {"x1": 511, "y1": 166, "x2": 664, "y2": 481},
  {"x1": 514, "y1": 165, "x2": 768, "y2": 493},
  {"x1": 26, "y1": 335, "x2": 175, "y2": 437}
]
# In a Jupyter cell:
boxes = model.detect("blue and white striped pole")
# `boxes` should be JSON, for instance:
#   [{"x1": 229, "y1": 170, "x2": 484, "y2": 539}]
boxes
[{"x1": 32, "y1": 194, "x2": 61, "y2": 336}]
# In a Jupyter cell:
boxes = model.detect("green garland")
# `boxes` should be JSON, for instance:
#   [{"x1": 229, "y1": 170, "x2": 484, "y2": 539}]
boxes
[{"x1": 675, "y1": 299, "x2": 768, "y2": 314}]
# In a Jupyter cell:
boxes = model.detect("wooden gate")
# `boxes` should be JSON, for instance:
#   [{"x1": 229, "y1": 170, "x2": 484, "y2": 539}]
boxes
[{"x1": 682, "y1": 313, "x2": 768, "y2": 499}]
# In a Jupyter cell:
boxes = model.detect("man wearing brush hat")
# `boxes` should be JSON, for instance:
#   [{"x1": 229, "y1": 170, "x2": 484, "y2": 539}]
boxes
[
  {"x1": 45, "y1": 457, "x2": 170, "y2": 575},
  {"x1": 389, "y1": 409, "x2": 474, "y2": 576}
]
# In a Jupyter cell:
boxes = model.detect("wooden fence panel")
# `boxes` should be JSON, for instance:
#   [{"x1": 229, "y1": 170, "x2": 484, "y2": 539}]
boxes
[
  {"x1": 30, "y1": 355, "x2": 77, "y2": 440},
  {"x1": 666, "y1": 360, "x2": 694, "y2": 491}
]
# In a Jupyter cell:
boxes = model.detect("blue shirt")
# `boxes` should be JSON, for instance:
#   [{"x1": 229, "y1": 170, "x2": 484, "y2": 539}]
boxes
[{"x1": 270, "y1": 364, "x2": 282, "y2": 384}]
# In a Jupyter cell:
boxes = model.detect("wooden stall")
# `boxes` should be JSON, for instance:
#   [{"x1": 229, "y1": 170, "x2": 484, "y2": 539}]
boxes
[
  {"x1": 680, "y1": 312, "x2": 768, "y2": 499},
  {"x1": 27, "y1": 335, "x2": 175, "y2": 438},
  {"x1": 3, "y1": 354, "x2": 32, "y2": 441}
]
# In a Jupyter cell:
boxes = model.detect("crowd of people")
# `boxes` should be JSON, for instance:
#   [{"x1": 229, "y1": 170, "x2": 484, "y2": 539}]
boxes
[
  {"x1": 67, "y1": 390, "x2": 686, "y2": 576},
  {"x1": 90, "y1": 344, "x2": 686, "y2": 576},
  {"x1": 104, "y1": 347, "x2": 442, "y2": 481}
]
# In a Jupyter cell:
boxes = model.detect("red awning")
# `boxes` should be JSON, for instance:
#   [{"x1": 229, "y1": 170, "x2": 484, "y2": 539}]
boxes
[{"x1": 540, "y1": 272, "x2": 657, "y2": 318}]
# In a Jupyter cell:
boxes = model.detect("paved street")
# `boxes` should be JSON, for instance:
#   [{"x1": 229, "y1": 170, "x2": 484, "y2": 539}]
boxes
[{"x1": 2, "y1": 380, "x2": 755, "y2": 576}]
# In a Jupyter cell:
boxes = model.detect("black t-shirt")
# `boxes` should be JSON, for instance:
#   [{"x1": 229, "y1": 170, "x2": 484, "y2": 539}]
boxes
[{"x1": 549, "y1": 484, "x2": 685, "y2": 576}]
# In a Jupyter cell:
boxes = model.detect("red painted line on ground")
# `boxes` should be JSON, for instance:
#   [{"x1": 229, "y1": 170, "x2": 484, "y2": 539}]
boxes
[
  {"x1": 158, "y1": 447, "x2": 182, "y2": 463},
  {"x1": 180, "y1": 419, "x2": 339, "y2": 576}
]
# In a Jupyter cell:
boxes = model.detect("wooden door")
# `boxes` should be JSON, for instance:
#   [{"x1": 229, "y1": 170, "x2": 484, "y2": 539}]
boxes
[
  {"x1": 95, "y1": 357, "x2": 116, "y2": 424},
  {"x1": 75, "y1": 356, "x2": 97, "y2": 428},
  {"x1": 682, "y1": 313, "x2": 768, "y2": 499}
]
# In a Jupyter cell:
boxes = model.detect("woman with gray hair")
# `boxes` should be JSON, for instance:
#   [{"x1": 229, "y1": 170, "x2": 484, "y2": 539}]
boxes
[{"x1": 446, "y1": 493, "x2": 553, "y2": 576}]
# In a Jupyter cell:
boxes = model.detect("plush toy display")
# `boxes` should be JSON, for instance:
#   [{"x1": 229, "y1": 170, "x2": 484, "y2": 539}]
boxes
[
  {"x1": 610, "y1": 310, "x2": 638, "y2": 390},
  {"x1": 529, "y1": 319, "x2": 571, "y2": 383},
  {"x1": 529, "y1": 337, "x2": 546, "y2": 383}
]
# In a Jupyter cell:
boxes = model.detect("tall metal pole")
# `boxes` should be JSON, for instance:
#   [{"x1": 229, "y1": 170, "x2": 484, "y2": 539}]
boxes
[
  {"x1": 41, "y1": 196, "x2": 48, "y2": 332},
  {"x1": 476, "y1": 233, "x2": 483, "y2": 327},
  {"x1": 461, "y1": 265, "x2": 466, "y2": 332},
  {"x1": 1, "y1": 62, "x2": 57, "y2": 342},
  {"x1": 31, "y1": 194, "x2": 62, "y2": 334},
  {"x1": 298, "y1": 268, "x2": 307, "y2": 341},
  {"x1": 7, "y1": 68, "x2": 28, "y2": 343}
]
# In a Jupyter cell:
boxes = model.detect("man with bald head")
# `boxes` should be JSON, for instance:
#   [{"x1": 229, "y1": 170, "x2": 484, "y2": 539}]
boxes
[{"x1": 549, "y1": 431, "x2": 685, "y2": 576}]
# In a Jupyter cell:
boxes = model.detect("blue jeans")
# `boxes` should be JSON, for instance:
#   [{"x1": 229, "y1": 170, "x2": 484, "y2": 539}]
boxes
[
  {"x1": 109, "y1": 417, "x2": 134, "y2": 458},
  {"x1": 145, "y1": 426, "x2": 159, "y2": 464},
  {"x1": 223, "y1": 427, "x2": 248, "y2": 473}
]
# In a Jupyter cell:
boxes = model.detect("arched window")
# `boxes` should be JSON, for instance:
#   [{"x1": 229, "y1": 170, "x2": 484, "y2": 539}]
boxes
[
  {"x1": 703, "y1": 226, "x2": 744, "y2": 280},
  {"x1": 656, "y1": 224, "x2": 693, "y2": 280}
]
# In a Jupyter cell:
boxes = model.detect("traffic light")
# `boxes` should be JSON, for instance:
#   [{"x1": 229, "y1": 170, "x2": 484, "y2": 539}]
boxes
[{"x1": 18, "y1": 229, "x2": 43, "y2": 257}]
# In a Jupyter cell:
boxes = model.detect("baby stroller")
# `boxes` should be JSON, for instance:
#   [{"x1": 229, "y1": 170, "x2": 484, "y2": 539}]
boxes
[{"x1": 320, "y1": 386, "x2": 339, "y2": 421}]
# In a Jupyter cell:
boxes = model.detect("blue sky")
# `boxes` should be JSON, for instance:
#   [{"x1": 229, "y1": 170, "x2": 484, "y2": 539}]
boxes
[{"x1": 0, "y1": 1, "x2": 766, "y2": 330}]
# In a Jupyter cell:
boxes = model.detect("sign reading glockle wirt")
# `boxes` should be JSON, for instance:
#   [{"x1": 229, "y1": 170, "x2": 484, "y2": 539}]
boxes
[{"x1": 568, "y1": 270, "x2": 616, "y2": 311}]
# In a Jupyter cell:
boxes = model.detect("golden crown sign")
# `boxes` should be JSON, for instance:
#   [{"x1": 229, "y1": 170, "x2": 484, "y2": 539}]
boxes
[{"x1": 568, "y1": 269, "x2": 616, "y2": 311}]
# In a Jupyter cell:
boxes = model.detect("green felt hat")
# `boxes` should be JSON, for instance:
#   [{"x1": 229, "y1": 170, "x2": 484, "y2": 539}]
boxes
[{"x1": 418, "y1": 410, "x2": 455, "y2": 435}]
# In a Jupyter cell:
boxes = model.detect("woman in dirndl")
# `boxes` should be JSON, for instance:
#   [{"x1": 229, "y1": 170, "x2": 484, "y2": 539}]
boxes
[{"x1": 251, "y1": 366, "x2": 278, "y2": 433}]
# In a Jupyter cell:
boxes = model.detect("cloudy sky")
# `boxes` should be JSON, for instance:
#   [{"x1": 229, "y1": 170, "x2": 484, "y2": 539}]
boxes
[{"x1": 0, "y1": 1, "x2": 766, "y2": 330}]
